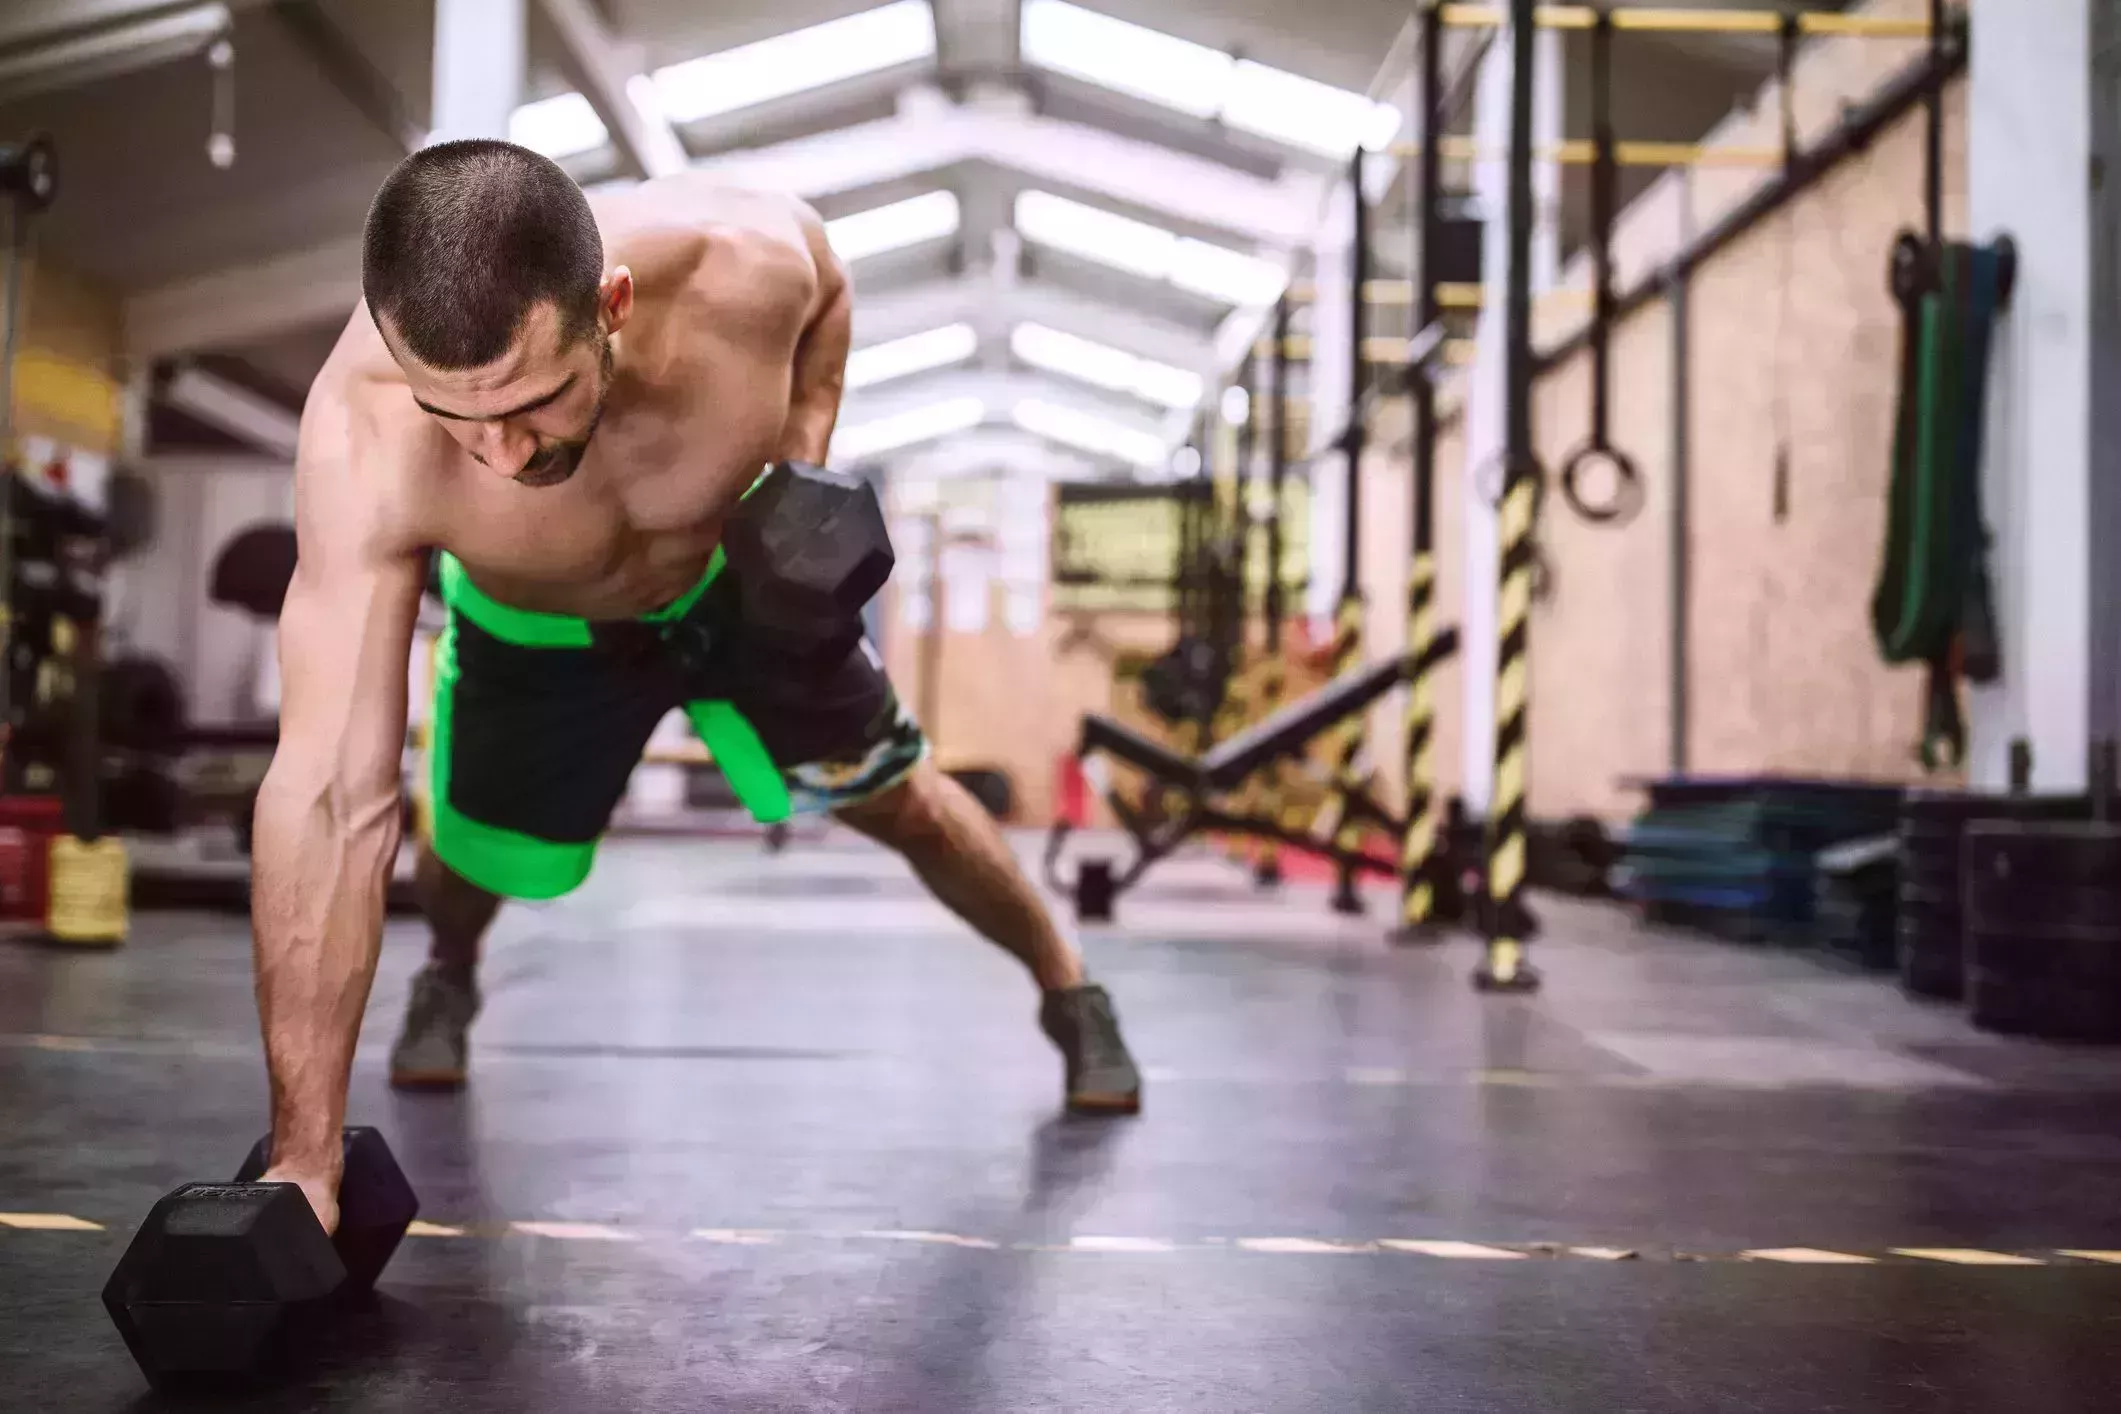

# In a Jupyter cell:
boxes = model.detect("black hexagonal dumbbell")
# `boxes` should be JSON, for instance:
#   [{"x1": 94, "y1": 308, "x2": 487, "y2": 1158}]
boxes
[
  {"x1": 722, "y1": 461, "x2": 893, "y2": 670},
  {"x1": 102, "y1": 1127, "x2": 419, "y2": 1388}
]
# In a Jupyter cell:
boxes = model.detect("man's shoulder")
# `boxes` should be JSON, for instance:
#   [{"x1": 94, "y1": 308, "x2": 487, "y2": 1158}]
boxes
[
  {"x1": 601, "y1": 173, "x2": 812, "y2": 234},
  {"x1": 306, "y1": 334, "x2": 428, "y2": 464},
  {"x1": 605, "y1": 178, "x2": 814, "y2": 276},
  {"x1": 300, "y1": 333, "x2": 448, "y2": 550},
  {"x1": 606, "y1": 181, "x2": 820, "y2": 332}
]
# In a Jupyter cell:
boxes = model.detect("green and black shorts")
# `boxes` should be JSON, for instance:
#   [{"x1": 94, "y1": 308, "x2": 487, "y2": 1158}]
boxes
[{"x1": 426, "y1": 550, "x2": 926, "y2": 900}]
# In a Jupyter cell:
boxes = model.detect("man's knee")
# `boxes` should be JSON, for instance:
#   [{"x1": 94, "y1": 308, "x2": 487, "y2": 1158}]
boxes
[
  {"x1": 416, "y1": 845, "x2": 502, "y2": 921},
  {"x1": 837, "y1": 763, "x2": 953, "y2": 852}
]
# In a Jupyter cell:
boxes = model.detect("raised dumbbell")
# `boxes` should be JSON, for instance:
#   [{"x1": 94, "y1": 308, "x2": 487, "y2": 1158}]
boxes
[
  {"x1": 721, "y1": 461, "x2": 893, "y2": 670},
  {"x1": 102, "y1": 1126, "x2": 419, "y2": 1388}
]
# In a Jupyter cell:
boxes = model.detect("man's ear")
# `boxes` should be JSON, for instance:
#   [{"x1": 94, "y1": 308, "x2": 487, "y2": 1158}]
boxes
[{"x1": 601, "y1": 266, "x2": 635, "y2": 335}]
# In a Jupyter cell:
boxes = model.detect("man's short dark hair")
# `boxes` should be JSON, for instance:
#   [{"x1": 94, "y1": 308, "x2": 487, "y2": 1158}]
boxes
[{"x1": 361, "y1": 139, "x2": 604, "y2": 370}]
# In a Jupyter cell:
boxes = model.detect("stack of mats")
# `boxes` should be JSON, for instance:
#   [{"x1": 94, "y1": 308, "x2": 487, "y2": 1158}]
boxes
[{"x1": 1616, "y1": 778, "x2": 1905, "y2": 945}]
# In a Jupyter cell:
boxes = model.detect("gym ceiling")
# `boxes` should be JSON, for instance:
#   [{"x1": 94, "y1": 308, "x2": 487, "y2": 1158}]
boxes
[{"x1": 0, "y1": 0, "x2": 1835, "y2": 477}]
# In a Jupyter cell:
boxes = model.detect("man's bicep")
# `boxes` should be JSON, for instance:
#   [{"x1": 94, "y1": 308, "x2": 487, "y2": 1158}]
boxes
[
  {"x1": 273, "y1": 534, "x2": 424, "y2": 802},
  {"x1": 779, "y1": 206, "x2": 853, "y2": 463},
  {"x1": 794, "y1": 278, "x2": 852, "y2": 389}
]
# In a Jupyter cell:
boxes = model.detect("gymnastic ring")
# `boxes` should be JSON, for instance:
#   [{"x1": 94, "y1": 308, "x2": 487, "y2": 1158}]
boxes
[
  {"x1": 1559, "y1": 442, "x2": 1644, "y2": 527},
  {"x1": 1471, "y1": 451, "x2": 1548, "y2": 517},
  {"x1": 1990, "y1": 233, "x2": 2019, "y2": 306},
  {"x1": 1889, "y1": 230, "x2": 1935, "y2": 308}
]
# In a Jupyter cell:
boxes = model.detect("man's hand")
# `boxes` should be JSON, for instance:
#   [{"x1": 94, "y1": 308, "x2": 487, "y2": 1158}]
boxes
[{"x1": 260, "y1": 1163, "x2": 341, "y2": 1237}]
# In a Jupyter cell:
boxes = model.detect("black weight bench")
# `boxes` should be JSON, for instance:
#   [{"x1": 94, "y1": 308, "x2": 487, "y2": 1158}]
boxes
[{"x1": 1048, "y1": 628, "x2": 1460, "y2": 919}]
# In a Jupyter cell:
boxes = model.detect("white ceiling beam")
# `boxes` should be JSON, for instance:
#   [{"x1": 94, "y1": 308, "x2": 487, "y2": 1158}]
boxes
[
  {"x1": 929, "y1": 0, "x2": 1019, "y2": 78},
  {"x1": 970, "y1": 104, "x2": 1327, "y2": 250},
  {"x1": 888, "y1": 429, "x2": 1098, "y2": 483},
  {"x1": 0, "y1": 0, "x2": 221, "y2": 52},
  {"x1": 126, "y1": 236, "x2": 362, "y2": 361},
  {"x1": 534, "y1": 0, "x2": 688, "y2": 180},
  {"x1": 0, "y1": 1, "x2": 228, "y2": 103},
  {"x1": 139, "y1": 452, "x2": 295, "y2": 477},
  {"x1": 126, "y1": 91, "x2": 1313, "y2": 357},
  {"x1": 851, "y1": 277, "x2": 1211, "y2": 373},
  {"x1": 688, "y1": 89, "x2": 980, "y2": 202},
  {"x1": 164, "y1": 363, "x2": 302, "y2": 458},
  {"x1": 697, "y1": 86, "x2": 1318, "y2": 247},
  {"x1": 842, "y1": 369, "x2": 1165, "y2": 440}
]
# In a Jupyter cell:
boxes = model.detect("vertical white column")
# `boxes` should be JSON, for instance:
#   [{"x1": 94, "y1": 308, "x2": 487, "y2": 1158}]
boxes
[
  {"x1": 430, "y1": 0, "x2": 526, "y2": 145},
  {"x1": 1306, "y1": 190, "x2": 1355, "y2": 635},
  {"x1": 1967, "y1": 0, "x2": 2096, "y2": 790}
]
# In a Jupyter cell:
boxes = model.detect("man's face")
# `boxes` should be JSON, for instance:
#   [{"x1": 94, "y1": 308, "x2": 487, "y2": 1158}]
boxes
[{"x1": 394, "y1": 299, "x2": 618, "y2": 488}]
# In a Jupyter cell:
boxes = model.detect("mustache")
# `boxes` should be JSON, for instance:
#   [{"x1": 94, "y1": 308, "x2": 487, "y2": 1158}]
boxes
[
  {"x1": 513, "y1": 387, "x2": 609, "y2": 487},
  {"x1": 514, "y1": 442, "x2": 585, "y2": 487}
]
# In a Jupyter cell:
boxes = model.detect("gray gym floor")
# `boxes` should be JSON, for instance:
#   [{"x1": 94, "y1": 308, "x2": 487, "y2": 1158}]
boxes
[{"x1": 5, "y1": 834, "x2": 2121, "y2": 1411}]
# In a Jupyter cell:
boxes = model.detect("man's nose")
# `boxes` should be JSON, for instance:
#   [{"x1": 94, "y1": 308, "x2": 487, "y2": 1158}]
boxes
[{"x1": 475, "y1": 421, "x2": 538, "y2": 476}]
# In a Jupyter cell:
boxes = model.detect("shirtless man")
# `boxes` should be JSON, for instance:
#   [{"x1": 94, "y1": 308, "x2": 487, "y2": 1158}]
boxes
[{"x1": 252, "y1": 140, "x2": 1141, "y2": 1231}]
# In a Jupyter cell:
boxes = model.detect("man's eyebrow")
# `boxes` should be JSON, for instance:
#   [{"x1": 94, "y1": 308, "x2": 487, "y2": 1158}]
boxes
[{"x1": 414, "y1": 374, "x2": 576, "y2": 422}]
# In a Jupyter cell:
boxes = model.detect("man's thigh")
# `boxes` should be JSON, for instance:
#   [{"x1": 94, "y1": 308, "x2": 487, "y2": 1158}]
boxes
[
  {"x1": 429, "y1": 615, "x2": 676, "y2": 899},
  {"x1": 693, "y1": 639, "x2": 928, "y2": 821}
]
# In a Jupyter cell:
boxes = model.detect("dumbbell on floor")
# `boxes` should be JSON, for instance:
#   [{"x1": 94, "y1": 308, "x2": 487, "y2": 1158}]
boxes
[
  {"x1": 722, "y1": 461, "x2": 893, "y2": 670},
  {"x1": 102, "y1": 1126, "x2": 419, "y2": 1388}
]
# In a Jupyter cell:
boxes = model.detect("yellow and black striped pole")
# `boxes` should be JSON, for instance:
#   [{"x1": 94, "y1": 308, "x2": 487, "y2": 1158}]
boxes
[
  {"x1": 1395, "y1": 1, "x2": 1448, "y2": 942},
  {"x1": 1255, "y1": 301, "x2": 1294, "y2": 887},
  {"x1": 1325, "y1": 593, "x2": 1370, "y2": 912},
  {"x1": 1475, "y1": 0, "x2": 1543, "y2": 992},
  {"x1": 1398, "y1": 555, "x2": 1442, "y2": 933},
  {"x1": 1325, "y1": 145, "x2": 1372, "y2": 917}
]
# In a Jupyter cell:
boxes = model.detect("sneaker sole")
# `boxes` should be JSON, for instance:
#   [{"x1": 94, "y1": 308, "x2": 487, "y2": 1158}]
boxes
[
  {"x1": 1066, "y1": 1090, "x2": 1142, "y2": 1116},
  {"x1": 390, "y1": 1069, "x2": 468, "y2": 1092}
]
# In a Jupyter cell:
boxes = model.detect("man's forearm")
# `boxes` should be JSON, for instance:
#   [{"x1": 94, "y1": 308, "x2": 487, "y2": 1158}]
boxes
[
  {"x1": 250, "y1": 771, "x2": 401, "y2": 1174},
  {"x1": 777, "y1": 398, "x2": 839, "y2": 465}
]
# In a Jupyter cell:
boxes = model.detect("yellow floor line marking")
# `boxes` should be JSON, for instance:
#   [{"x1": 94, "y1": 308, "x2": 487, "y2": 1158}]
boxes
[
  {"x1": 511, "y1": 1221, "x2": 640, "y2": 1242},
  {"x1": 0, "y1": 1213, "x2": 103, "y2": 1231},
  {"x1": 1567, "y1": 1247, "x2": 1640, "y2": 1261},
  {"x1": 2055, "y1": 1250, "x2": 2121, "y2": 1264},
  {"x1": 1378, "y1": 1240, "x2": 1528, "y2": 1260},
  {"x1": 405, "y1": 1220, "x2": 465, "y2": 1238},
  {"x1": 1475, "y1": 1069, "x2": 1550, "y2": 1087},
  {"x1": 1892, "y1": 1248, "x2": 2046, "y2": 1266},
  {"x1": 1237, "y1": 1237, "x2": 1372, "y2": 1254},
  {"x1": 857, "y1": 1230, "x2": 999, "y2": 1249},
  {"x1": 1345, "y1": 1067, "x2": 1408, "y2": 1086},
  {"x1": 1069, "y1": 1235, "x2": 1178, "y2": 1253},
  {"x1": 691, "y1": 1229, "x2": 780, "y2": 1245},
  {"x1": 1741, "y1": 1248, "x2": 1880, "y2": 1265}
]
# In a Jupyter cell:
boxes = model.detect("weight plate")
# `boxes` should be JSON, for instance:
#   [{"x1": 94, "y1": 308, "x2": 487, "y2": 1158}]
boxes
[
  {"x1": 1897, "y1": 844, "x2": 1957, "y2": 878},
  {"x1": 1969, "y1": 972, "x2": 2121, "y2": 1043},
  {"x1": 1897, "y1": 928, "x2": 1965, "y2": 999},
  {"x1": 1902, "y1": 791, "x2": 2088, "y2": 829},
  {"x1": 1896, "y1": 898, "x2": 1960, "y2": 934},
  {"x1": 1901, "y1": 911, "x2": 1962, "y2": 937},
  {"x1": 1966, "y1": 926, "x2": 2121, "y2": 982},
  {"x1": 1966, "y1": 819, "x2": 2121, "y2": 876},
  {"x1": 1967, "y1": 880, "x2": 2121, "y2": 935},
  {"x1": 1964, "y1": 822, "x2": 2121, "y2": 932}
]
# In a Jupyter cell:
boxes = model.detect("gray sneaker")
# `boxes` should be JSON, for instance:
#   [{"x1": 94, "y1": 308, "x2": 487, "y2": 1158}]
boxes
[
  {"x1": 1039, "y1": 984, "x2": 1143, "y2": 1116},
  {"x1": 389, "y1": 964, "x2": 480, "y2": 1091}
]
